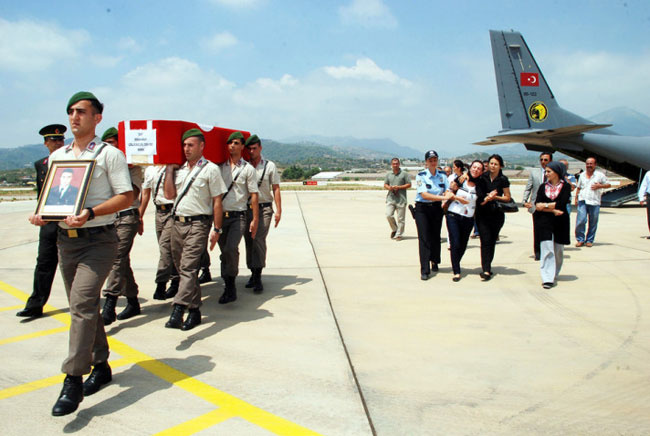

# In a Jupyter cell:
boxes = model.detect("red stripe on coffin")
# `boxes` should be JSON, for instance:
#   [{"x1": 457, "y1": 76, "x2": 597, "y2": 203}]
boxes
[{"x1": 117, "y1": 120, "x2": 250, "y2": 165}]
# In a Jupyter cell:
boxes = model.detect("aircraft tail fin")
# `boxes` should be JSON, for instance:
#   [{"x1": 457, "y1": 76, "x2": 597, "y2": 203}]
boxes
[{"x1": 489, "y1": 30, "x2": 590, "y2": 131}]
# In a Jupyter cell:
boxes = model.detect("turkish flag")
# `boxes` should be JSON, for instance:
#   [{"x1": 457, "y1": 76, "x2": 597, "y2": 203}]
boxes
[{"x1": 521, "y1": 72, "x2": 539, "y2": 87}]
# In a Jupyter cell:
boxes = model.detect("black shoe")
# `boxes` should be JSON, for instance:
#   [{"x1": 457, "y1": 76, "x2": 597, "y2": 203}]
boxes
[
  {"x1": 165, "y1": 279, "x2": 179, "y2": 299},
  {"x1": 52, "y1": 375, "x2": 83, "y2": 416},
  {"x1": 431, "y1": 263, "x2": 439, "y2": 272},
  {"x1": 101, "y1": 295, "x2": 117, "y2": 326},
  {"x1": 181, "y1": 309, "x2": 201, "y2": 331},
  {"x1": 219, "y1": 277, "x2": 237, "y2": 304},
  {"x1": 390, "y1": 230, "x2": 396, "y2": 239},
  {"x1": 83, "y1": 361, "x2": 112, "y2": 396},
  {"x1": 16, "y1": 307, "x2": 43, "y2": 318},
  {"x1": 245, "y1": 273, "x2": 255, "y2": 288},
  {"x1": 452, "y1": 274, "x2": 461, "y2": 282},
  {"x1": 542, "y1": 282, "x2": 553, "y2": 289},
  {"x1": 252, "y1": 268, "x2": 263, "y2": 294},
  {"x1": 165, "y1": 304, "x2": 185, "y2": 329},
  {"x1": 479, "y1": 272, "x2": 493, "y2": 281},
  {"x1": 153, "y1": 282, "x2": 167, "y2": 300},
  {"x1": 198, "y1": 268, "x2": 212, "y2": 284},
  {"x1": 420, "y1": 273, "x2": 430, "y2": 281},
  {"x1": 116, "y1": 298, "x2": 141, "y2": 320}
]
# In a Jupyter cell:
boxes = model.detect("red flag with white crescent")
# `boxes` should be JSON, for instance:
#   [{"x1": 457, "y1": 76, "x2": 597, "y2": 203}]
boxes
[{"x1": 521, "y1": 72, "x2": 539, "y2": 87}]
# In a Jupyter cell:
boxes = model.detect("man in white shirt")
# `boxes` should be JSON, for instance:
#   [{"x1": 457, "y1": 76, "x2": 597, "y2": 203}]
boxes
[
  {"x1": 638, "y1": 171, "x2": 650, "y2": 239},
  {"x1": 574, "y1": 157, "x2": 611, "y2": 247}
]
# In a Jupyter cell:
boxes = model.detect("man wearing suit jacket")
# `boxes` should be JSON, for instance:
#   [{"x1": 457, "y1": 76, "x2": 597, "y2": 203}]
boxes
[
  {"x1": 17, "y1": 124, "x2": 66, "y2": 318},
  {"x1": 523, "y1": 152, "x2": 553, "y2": 261}
]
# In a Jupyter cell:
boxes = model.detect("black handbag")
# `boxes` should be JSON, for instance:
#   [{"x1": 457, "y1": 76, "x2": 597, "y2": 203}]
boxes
[{"x1": 497, "y1": 200, "x2": 519, "y2": 213}]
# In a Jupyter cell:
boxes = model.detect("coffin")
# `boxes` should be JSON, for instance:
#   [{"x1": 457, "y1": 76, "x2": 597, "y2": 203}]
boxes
[{"x1": 117, "y1": 120, "x2": 250, "y2": 165}]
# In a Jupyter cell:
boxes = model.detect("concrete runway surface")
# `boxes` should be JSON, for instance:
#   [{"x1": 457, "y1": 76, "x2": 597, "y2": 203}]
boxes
[{"x1": 1, "y1": 185, "x2": 649, "y2": 435}]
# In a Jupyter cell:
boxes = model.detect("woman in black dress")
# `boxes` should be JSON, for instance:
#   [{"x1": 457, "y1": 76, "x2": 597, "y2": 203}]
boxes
[
  {"x1": 475, "y1": 154, "x2": 511, "y2": 281},
  {"x1": 534, "y1": 161, "x2": 571, "y2": 288}
]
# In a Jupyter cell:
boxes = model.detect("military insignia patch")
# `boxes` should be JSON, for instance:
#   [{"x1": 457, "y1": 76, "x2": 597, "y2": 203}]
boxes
[{"x1": 528, "y1": 101, "x2": 548, "y2": 123}]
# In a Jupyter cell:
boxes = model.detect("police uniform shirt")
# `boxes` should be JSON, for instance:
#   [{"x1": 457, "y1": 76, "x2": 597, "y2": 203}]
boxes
[
  {"x1": 49, "y1": 137, "x2": 132, "y2": 228},
  {"x1": 119, "y1": 166, "x2": 143, "y2": 211},
  {"x1": 415, "y1": 168, "x2": 449, "y2": 203},
  {"x1": 143, "y1": 166, "x2": 173, "y2": 205},
  {"x1": 249, "y1": 156, "x2": 280, "y2": 204},
  {"x1": 221, "y1": 159, "x2": 258, "y2": 211},
  {"x1": 173, "y1": 157, "x2": 227, "y2": 217}
]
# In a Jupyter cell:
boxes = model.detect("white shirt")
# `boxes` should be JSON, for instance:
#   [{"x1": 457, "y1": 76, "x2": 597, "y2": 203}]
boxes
[
  {"x1": 143, "y1": 166, "x2": 173, "y2": 205},
  {"x1": 447, "y1": 181, "x2": 478, "y2": 218},
  {"x1": 639, "y1": 172, "x2": 650, "y2": 202},
  {"x1": 173, "y1": 157, "x2": 227, "y2": 216},
  {"x1": 248, "y1": 156, "x2": 280, "y2": 204},
  {"x1": 576, "y1": 170, "x2": 608, "y2": 206},
  {"x1": 220, "y1": 159, "x2": 258, "y2": 211}
]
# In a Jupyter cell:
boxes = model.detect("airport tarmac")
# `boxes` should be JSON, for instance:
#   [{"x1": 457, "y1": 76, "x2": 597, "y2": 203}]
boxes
[{"x1": 1, "y1": 185, "x2": 649, "y2": 435}]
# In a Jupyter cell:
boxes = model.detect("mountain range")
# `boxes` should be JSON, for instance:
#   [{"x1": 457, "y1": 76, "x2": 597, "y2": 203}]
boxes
[{"x1": 1, "y1": 107, "x2": 648, "y2": 171}]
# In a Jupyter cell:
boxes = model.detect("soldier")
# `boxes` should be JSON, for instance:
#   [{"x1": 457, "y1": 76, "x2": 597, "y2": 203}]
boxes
[
  {"x1": 243, "y1": 135, "x2": 281, "y2": 293},
  {"x1": 17, "y1": 124, "x2": 66, "y2": 318},
  {"x1": 29, "y1": 91, "x2": 133, "y2": 416},
  {"x1": 164, "y1": 129, "x2": 226, "y2": 330},
  {"x1": 218, "y1": 132, "x2": 259, "y2": 303},
  {"x1": 140, "y1": 165, "x2": 180, "y2": 300},
  {"x1": 99, "y1": 127, "x2": 144, "y2": 325}
]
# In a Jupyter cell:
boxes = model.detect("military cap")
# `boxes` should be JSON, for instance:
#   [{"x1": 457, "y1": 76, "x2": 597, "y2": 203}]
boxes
[
  {"x1": 39, "y1": 124, "x2": 67, "y2": 140},
  {"x1": 245, "y1": 134, "x2": 260, "y2": 147},
  {"x1": 227, "y1": 131, "x2": 245, "y2": 143},
  {"x1": 101, "y1": 127, "x2": 118, "y2": 141},
  {"x1": 66, "y1": 91, "x2": 101, "y2": 112},
  {"x1": 182, "y1": 128, "x2": 205, "y2": 142},
  {"x1": 424, "y1": 150, "x2": 439, "y2": 160}
]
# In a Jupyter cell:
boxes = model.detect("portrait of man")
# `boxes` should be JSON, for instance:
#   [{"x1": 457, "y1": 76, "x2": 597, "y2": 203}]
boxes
[{"x1": 45, "y1": 168, "x2": 80, "y2": 206}]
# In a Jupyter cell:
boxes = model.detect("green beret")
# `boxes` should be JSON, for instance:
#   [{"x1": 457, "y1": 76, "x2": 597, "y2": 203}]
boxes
[
  {"x1": 101, "y1": 127, "x2": 118, "y2": 141},
  {"x1": 245, "y1": 134, "x2": 260, "y2": 147},
  {"x1": 227, "y1": 131, "x2": 244, "y2": 143},
  {"x1": 182, "y1": 128, "x2": 204, "y2": 142},
  {"x1": 66, "y1": 91, "x2": 100, "y2": 112}
]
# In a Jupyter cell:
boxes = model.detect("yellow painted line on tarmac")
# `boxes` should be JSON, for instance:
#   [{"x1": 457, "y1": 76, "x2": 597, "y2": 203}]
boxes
[
  {"x1": 0, "y1": 325, "x2": 68, "y2": 346},
  {"x1": 154, "y1": 408, "x2": 236, "y2": 436},
  {"x1": 0, "y1": 357, "x2": 132, "y2": 401},
  {"x1": 0, "y1": 304, "x2": 23, "y2": 312},
  {"x1": 0, "y1": 280, "x2": 322, "y2": 435}
]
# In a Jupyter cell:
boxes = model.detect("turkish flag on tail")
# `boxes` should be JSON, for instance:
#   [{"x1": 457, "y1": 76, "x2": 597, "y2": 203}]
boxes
[{"x1": 521, "y1": 72, "x2": 539, "y2": 87}]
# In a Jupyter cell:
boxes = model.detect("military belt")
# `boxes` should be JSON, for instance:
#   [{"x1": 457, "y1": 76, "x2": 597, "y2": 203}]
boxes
[
  {"x1": 58, "y1": 224, "x2": 115, "y2": 239},
  {"x1": 173, "y1": 214, "x2": 211, "y2": 223},
  {"x1": 223, "y1": 210, "x2": 246, "y2": 218},
  {"x1": 117, "y1": 208, "x2": 139, "y2": 218}
]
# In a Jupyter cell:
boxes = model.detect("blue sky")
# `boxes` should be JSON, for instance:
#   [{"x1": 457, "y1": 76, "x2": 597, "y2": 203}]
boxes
[{"x1": 1, "y1": 0, "x2": 649, "y2": 154}]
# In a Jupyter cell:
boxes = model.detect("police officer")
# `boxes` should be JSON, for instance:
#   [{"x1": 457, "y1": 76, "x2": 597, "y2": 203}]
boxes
[
  {"x1": 243, "y1": 134, "x2": 281, "y2": 293},
  {"x1": 29, "y1": 92, "x2": 133, "y2": 416},
  {"x1": 140, "y1": 165, "x2": 180, "y2": 299},
  {"x1": 414, "y1": 150, "x2": 452, "y2": 280},
  {"x1": 218, "y1": 132, "x2": 259, "y2": 304},
  {"x1": 164, "y1": 128, "x2": 226, "y2": 330},
  {"x1": 17, "y1": 124, "x2": 66, "y2": 318},
  {"x1": 100, "y1": 127, "x2": 144, "y2": 325}
]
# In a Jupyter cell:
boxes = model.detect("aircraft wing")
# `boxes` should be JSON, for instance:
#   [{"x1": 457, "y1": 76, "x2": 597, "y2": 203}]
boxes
[{"x1": 475, "y1": 124, "x2": 612, "y2": 146}]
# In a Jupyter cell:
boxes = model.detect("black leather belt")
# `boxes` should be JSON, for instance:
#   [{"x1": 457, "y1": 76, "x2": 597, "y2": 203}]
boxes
[
  {"x1": 58, "y1": 224, "x2": 115, "y2": 239},
  {"x1": 173, "y1": 214, "x2": 211, "y2": 223},
  {"x1": 416, "y1": 201, "x2": 442, "y2": 207},
  {"x1": 156, "y1": 204, "x2": 173, "y2": 212},
  {"x1": 117, "y1": 208, "x2": 139, "y2": 218},
  {"x1": 257, "y1": 202, "x2": 273, "y2": 208},
  {"x1": 224, "y1": 210, "x2": 246, "y2": 218}
]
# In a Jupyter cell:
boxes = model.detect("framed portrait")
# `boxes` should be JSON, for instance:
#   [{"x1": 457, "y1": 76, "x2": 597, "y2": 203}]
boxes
[{"x1": 35, "y1": 160, "x2": 96, "y2": 221}]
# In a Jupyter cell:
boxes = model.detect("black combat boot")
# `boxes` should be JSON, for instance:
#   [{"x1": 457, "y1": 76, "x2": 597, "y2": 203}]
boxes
[
  {"x1": 52, "y1": 375, "x2": 83, "y2": 416},
  {"x1": 198, "y1": 268, "x2": 212, "y2": 284},
  {"x1": 83, "y1": 361, "x2": 112, "y2": 396},
  {"x1": 218, "y1": 276, "x2": 237, "y2": 304},
  {"x1": 116, "y1": 297, "x2": 141, "y2": 320},
  {"x1": 101, "y1": 295, "x2": 118, "y2": 326},
  {"x1": 165, "y1": 278, "x2": 179, "y2": 299},
  {"x1": 181, "y1": 309, "x2": 201, "y2": 331},
  {"x1": 153, "y1": 282, "x2": 167, "y2": 300},
  {"x1": 252, "y1": 268, "x2": 264, "y2": 294},
  {"x1": 165, "y1": 304, "x2": 185, "y2": 329}
]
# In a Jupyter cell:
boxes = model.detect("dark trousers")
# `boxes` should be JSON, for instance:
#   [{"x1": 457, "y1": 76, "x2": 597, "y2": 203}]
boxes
[
  {"x1": 446, "y1": 212, "x2": 474, "y2": 275},
  {"x1": 218, "y1": 213, "x2": 247, "y2": 278},
  {"x1": 414, "y1": 202, "x2": 443, "y2": 274},
  {"x1": 476, "y1": 212, "x2": 505, "y2": 274},
  {"x1": 26, "y1": 222, "x2": 59, "y2": 309}
]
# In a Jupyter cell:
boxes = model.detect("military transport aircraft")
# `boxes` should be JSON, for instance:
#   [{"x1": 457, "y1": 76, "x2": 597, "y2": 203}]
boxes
[{"x1": 476, "y1": 30, "x2": 649, "y2": 205}]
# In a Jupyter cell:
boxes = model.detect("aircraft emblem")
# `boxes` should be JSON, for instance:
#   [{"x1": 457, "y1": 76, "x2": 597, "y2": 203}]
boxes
[{"x1": 528, "y1": 101, "x2": 547, "y2": 122}]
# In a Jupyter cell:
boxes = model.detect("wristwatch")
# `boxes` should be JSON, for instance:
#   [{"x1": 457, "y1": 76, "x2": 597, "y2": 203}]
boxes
[
  {"x1": 85, "y1": 207, "x2": 95, "y2": 221},
  {"x1": 213, "y1": 227, "x2": 223, "y2": 234}
]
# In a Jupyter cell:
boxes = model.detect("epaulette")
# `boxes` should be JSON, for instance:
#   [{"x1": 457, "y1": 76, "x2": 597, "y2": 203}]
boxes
[{"x1": 418, "y1": 171, "x2": 426, "y2": 176}]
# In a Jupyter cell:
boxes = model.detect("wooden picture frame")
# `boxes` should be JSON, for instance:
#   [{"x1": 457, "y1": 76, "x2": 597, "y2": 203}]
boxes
[{"x1": 35, "y1": 160, "x2": 96, "y2": 221}]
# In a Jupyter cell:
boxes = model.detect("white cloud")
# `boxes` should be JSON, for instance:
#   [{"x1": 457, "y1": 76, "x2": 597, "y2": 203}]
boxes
[
  {"x1": 201, "y1": 31, "x2": 238, "y2": 52},
  {"x1": 90, "y1": 55, "x2": 123, "y2": 68},
  {"x1": 339, "y1": 0, "x2": 397, "y2": 29},
  {"x1": 207, "y1": 0, "x2": 265, "y2": 8},
  {"x1": 324, "y1": 58, "x2": 410, "y2": 85},
  {"x1": 0, "y1": 18, "x2": 89, "y2": 72},
  {"x1": 117, "y1": 37, "x2": 142, "y2": 53}
]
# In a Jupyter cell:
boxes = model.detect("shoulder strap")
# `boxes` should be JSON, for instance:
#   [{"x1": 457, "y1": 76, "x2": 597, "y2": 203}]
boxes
[
  {"x1": 153, "y1": 167, "x2": 165, "y2": 205},
  {"x1": 257, "y1": 161, "x2": 268, "y2": 187},
  {"x1": 172, "y1": 160, "x2": 208, "y2": 215},
  {"x1": 223, "y1": 161, "x2": 246, "y2": 200}
]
